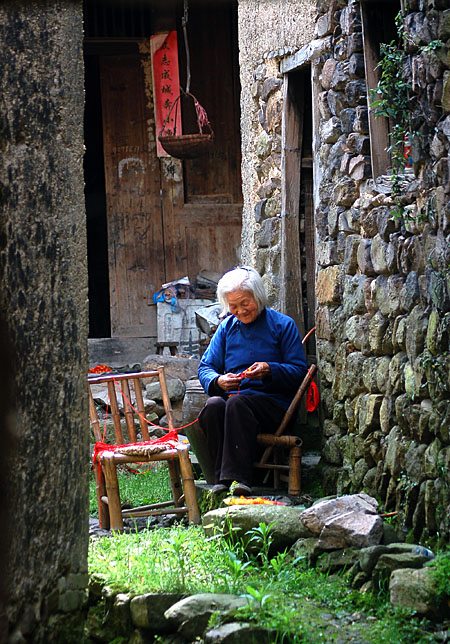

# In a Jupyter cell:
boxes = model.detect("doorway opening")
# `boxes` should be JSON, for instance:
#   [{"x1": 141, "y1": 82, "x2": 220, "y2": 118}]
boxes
[{"x1": 283, "y1": 66, "x2": 316, "y2": 360}]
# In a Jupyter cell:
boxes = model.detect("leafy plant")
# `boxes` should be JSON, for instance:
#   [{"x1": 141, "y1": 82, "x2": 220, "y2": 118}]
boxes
[
  {"x1": 427, "y1": 549, "x2": 450, "y2": 599},
  {"x1": 370, "y1": 10, "x2": 442, "y2": 222},
  {"x1": 245, "y1": 521, "x2": 276, "y2": 567}
]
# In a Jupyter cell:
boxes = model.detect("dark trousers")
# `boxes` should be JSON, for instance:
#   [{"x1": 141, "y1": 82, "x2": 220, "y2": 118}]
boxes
[{"x1": 198, "y1": 394, "x2": 286, "y2": 486}]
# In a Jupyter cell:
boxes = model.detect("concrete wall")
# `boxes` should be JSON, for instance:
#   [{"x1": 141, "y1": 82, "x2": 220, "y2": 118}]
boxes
[
  {"x1": 0, "y1": 1, "x2": 89, "y2": 640},
  {"x1": 238, "y1": 0, "x2": 316, "y2": 307}
]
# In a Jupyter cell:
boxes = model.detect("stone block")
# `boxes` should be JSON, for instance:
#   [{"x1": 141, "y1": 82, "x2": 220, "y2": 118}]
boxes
[
  {"x1": 392, "y1": 315, "x2": 407, "y2": 352},
  {"x1": 322, "y1": 116, "x2": 342, "y2": 143},
  {"x1": 399, "y1": 271, "x2": 420, "y2": 311},
  {"x1": 345, "y1": 314, "x2": 369, "y2": 350},
  {"x1": 320, "y1": 57, "x2": 337, "y2": 90},
  {"x1": 404, "y1": 442, "x2": 427, "y2": 484},
  {"x1": 354, "y1": 106, "x2": 369, "y2": 134},
  {"x1": 345, "y1": 80, "x2": 366, "y2": 105},
  {"x1": 327, "y1": 88, "x2": 347, "y2": 116},
  {"x1": 339, "y1": 107, "x2": 356, "y2": 134},
  {"x1": 360, "y1": 207, "x2": 378, "y2": 237},
  {"x1": 361, "y1": 357, "x2": 378, "y2": 392},
  {"x1": 315, "y1": 306, "x2": 335, "y2": 341},
  {"x1": 389, "y1": 275, "x2": 407, "y2": 316},
  {"x1": 165, "y1": 594, "x2": 254, "y2": 641},
  {"x1": 261, "y1": 77, "x2": 282, "y2": 103},
  {"x1": 370, "y1": 234, "x2": 397, "y2": 275},
  {"x1": 300, "y1": 493, "x2": 383, "y2": 549},
  {"x1": 323, "y1": 434, "x2": 343, "y2": 464},
  {"x1": 358, "y1": 394, "x2": 383, "y2": 435},
  {"x1": 357, "y1": 239, "x2": 375, "y2": 275},
  {"x1": 340, "y1": 3, "x2": 361, "y2": 35},
  {"x1": 255, "y1": 217, "x2": 281, "y2": 249},
  {"x1": 384, "y1": 426, "x2": 406, "y2": 478},
  {"x1": 333, "y1": 177, "x2": 359, "y2": 206},
  {"x1": 256, "y1": 130, "x2": 272, "y2": 159},
  {"x1": 390, "y1": 567, "x2": 440, "y2": 615},
  {"x1": 405, "y1": 305, "x2": 428, "y2": 363},
  {"x1": 424, "y1": 438, "x2": 443, "y2": 478},
  {"x1": 264, "y1": 193, "x2": 281, "y2": 218},
  {"x1": 380, "y1": 396, "x2": 395, "y2": 435},
  {"x1": 315, "y1": 11, "x2": 334, "y2": 38},
  {"x1": 254, "y1": 198, "x2": 267, "y2": 223},
  {"x1": 347, "y1": 32, "x2": 363, "y2": 55},
  {"x1": 339, "y1": 208, "x2": 360, "y2": 234},
  {"x1": 442, "y1": 70, "x2": 450, "y2": 113},
  {"x1": 130, "y1": 593, "x2": 183, "y2": 632},
  {"x1": 266, "y1": 94, "x2": 282, "y2": 134},
  {"x1": 316, "y1": 239, "x2": 338, "y2": 266},
  {"x1": 330, "y1": 61, "x2": 350, "y2": 90},
  {"x1": 342, "y1": 274, "x2": 366, "y2": 315},
  {"x1": 389, "y1": 353, "x2": 408, "y2": 395},
  {"x1": 375, "y1": 356, "x2": 392, "y2": 394},
  {"x1": 349, "y1": 53, "x2": 365, "y2": 78},
  {"x1": 316, "y1": 265, "x2": 344, "y2": 305},
  {"x1": 349, "y1": 154, "x2": 371, "y2": 181},
  {"x1": 318, "y1": 90, "x2": 332, "y2": 119}
]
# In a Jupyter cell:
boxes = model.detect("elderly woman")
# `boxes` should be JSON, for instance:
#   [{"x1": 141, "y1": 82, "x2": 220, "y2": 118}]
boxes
[{"x1": 198, "y1": 266, "x2": 307, "y2": 495}]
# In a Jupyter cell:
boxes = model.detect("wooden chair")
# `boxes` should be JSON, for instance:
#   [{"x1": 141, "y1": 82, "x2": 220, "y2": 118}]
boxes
[
  {"x1": 254, "y1": 363, "x2": 317, "y2": 495},
  {"x1": 89, "y1": 367, "x2": 200, "y2": 531},
  {"x1": 254, "y1": 327, "x2": 318, "y2": 495}
]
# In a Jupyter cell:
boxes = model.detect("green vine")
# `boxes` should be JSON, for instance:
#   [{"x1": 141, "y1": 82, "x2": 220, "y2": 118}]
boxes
[{"x1": 370, "y1": 11, "x2": 442, "y2": 221}]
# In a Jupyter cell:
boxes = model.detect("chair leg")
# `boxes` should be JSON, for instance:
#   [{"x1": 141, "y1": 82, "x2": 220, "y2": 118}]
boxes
[
  {"x1": 177, "y1": 446, "x2": 201, "y2": 525},
  {"x1": 167, "y1": 460, "x2": 183, "y2": 506},
  {"x1": 102, "y1": 452, "x2": 124, "y2": 531},
  {"x1": 288, "y1": 445, "x2": 302, "y2": 495},
  {"x1": 273, "y1": 448, "x2": 281, "y2": 489},
  {"x1": 95, "y1": 466, "x2": 110, "y2": 530}
]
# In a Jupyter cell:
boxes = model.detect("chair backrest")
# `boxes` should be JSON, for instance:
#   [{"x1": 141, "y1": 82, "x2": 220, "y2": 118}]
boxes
[
  {"x1": 258, "y1": 363, "x2": 318, "y2": 466},
  {"x1": 88, "y1": 366, "x2": 174, "y2": 445}
]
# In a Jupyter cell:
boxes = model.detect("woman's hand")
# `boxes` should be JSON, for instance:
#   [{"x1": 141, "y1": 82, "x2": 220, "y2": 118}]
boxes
[
  {"x1": 240, "y1": 362, "x2": 271, "y2": 379},
  {"x1": 217, "y1": 373, "x2": 244, "y2": 392}
]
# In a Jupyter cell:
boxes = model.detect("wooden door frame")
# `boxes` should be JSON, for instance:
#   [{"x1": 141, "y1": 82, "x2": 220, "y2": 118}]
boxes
[{"x1": 280, "y1": 63, "x2": 318, "y2": 352}]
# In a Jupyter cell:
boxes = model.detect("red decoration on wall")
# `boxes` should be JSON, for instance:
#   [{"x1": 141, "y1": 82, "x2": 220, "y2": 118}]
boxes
[{"x1": 151, "y1": 31, "x2": 182, "y2": 157}]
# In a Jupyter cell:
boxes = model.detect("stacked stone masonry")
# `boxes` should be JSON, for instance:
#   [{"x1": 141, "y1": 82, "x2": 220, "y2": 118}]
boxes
[
  {"x1": 312, "y1": 0, "x2": 450, "y2": 544},
  {"x1": 245, "y1": 1, "x2": 450, "y2": 543}
]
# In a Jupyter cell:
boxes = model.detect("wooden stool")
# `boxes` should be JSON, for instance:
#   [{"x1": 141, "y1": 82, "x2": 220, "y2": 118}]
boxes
[{"x1": 156, "y1": 342, "x2": 178, "y2": 356}]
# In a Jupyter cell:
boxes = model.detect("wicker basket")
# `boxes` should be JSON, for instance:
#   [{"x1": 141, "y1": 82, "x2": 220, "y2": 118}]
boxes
[{"x1": 158, "y1": 132, "x2": 214, "y2": 159}]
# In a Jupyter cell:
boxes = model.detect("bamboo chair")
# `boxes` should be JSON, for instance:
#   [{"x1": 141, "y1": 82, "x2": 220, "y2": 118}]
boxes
[
  {"x1": 89, "y1": 367, "x2": 200, "y2": 531},
  {"x1": 254, "y1": 328, "x2": 318, "y2": 495}
]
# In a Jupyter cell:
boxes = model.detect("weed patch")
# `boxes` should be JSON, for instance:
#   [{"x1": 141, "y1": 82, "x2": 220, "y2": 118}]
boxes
[{"x1": 88, "y1": 523, "x2": 440, "y2": 643}]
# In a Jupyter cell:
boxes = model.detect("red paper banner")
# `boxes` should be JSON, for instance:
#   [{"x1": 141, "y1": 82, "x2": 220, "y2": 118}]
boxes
[{"x1": 151, "y1": 31, "x2": 182, "y2": 157}]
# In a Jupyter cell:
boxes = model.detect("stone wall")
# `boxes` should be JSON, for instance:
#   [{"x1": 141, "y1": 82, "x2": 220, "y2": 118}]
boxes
[
  {"x1": 238, "y1": 0, "x2": 316, "y2": 306},
  {"x1": 0, "y1": 1, "x2": 89, "y2": 641},
  {"x1": 311, "y1": 0, "x2": 450, "y2": 544},
  {"x1": 238, "y1": 0, "x2": 449, "y2": 543}
]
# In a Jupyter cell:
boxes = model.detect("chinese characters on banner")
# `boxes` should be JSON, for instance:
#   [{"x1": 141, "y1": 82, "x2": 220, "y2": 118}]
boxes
[{"x1": 150, "y1": 30, "x2": 182, "y2": 157}]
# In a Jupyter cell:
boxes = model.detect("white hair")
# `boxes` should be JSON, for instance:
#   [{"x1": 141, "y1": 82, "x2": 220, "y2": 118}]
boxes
[{"x1": 216, "y1": 266, "x2": 267, "y2": 316}]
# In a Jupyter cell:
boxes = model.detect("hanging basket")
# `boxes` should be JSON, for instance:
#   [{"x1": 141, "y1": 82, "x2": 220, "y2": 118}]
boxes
[{"x1": 159, "y1": 92, "x2": 214, "y2": 159}]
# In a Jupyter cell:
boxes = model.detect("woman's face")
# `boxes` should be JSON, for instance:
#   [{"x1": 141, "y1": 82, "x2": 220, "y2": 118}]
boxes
[{"x1": 226, "y1": 289, "x2": 259, "y2": 324}]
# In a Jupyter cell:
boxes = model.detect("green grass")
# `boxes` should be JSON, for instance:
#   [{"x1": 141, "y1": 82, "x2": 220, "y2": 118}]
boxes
[
  {"x1": 89, "y1": 464, "x2": 172, "y2": 516},
  {"x1": 88, "y1": 523, "x2": 440, "y2": 643}
]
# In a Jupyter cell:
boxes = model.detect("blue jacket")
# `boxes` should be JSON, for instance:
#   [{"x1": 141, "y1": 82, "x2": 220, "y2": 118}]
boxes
[{"x1": 198, "y1": 307, "x2": 307, "y2": 410}]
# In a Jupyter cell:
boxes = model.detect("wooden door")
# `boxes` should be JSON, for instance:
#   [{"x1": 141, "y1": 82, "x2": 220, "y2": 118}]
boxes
[
  {"x1": 100, "y1": 54, "x2": 164, "y2": 337},
  {"x1": 160, "y1": 1, "x2": 242, "y2": 281},
  {"x1": 97, "y1": 1, "x2": 242, "y2": 339}
]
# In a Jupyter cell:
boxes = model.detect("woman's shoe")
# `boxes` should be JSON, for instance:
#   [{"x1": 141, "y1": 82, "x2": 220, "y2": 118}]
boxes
[
  {"x1": 211, "y1": 483, "x2": 228, "y2": 495},
  {"x1": 233, "y1": 483, "x2": 252, "y2": 496}
]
